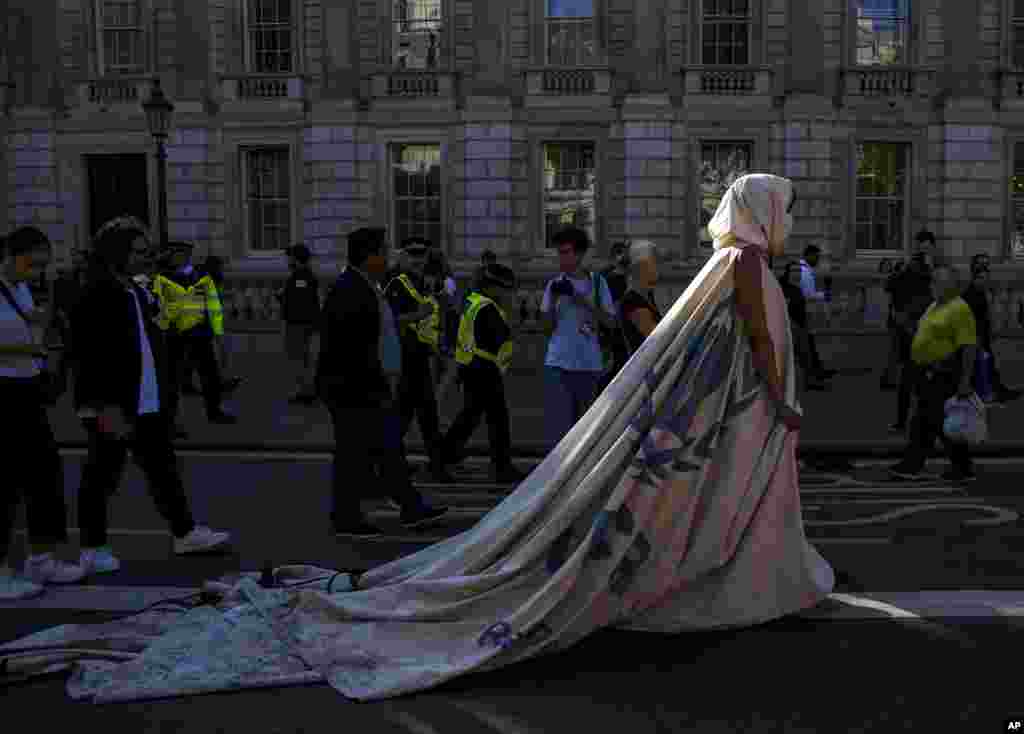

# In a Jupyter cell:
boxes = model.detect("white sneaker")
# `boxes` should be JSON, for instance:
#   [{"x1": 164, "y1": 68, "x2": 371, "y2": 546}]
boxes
[
  {"x1": 22, "y1": 553, "x2": 87, "y2": 585},
  {"x1": 173, "y1": 526, "x2": 231, "y2": 555},
  {"x1": 79, "y1": 546, "x2": 121, "y2": 574},
  {"x1": 0, "y1": 567, "x2": 44, "y2": 601}
]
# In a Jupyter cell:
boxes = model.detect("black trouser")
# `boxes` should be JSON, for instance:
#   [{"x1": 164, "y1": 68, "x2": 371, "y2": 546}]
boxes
[
  {"x1": 166, "y1": 329, "x2": 224, "y2": 421},
  {"x1": 806, "y1": 331, "x2": 826, "y2": 374},
  {"x1": 78, "y1": 411, "x2": 195, "y2": 548},
  {"x1": 895, "y1": 325, "x2": 917, "y2": 426},
  {"x1": 323, "y1": 397, "x2": 424, "y2": 525},
  {"x1": 0, "y1": 379, "x2": 68, "y2": 564},
  {"x1": 440, "y1": 365, "x2": 513, "y2": 470},
  {"x1": 398, "y1": 351, "x2": 443, "y2": 463},
  {"x1": 901, "y1": 359, "x2": 973, "y2": 474}
]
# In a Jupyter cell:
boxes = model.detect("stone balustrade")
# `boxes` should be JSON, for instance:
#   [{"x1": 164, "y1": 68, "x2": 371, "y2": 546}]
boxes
[
  {"x1": 219, "y1": 74, "x2": 307, "y2": 102},
  {"x1": 368, "y1": 71, "x2": 459, "y2": 99},
  {"x1": 839, "y1": 66, "x2": 937, "y2": 100},
  {"x1": 680, "y1": 66, "x2": 776, "y2": 97},
  {"x1": 523, "y1": 68, "x2": 614, "y2": 99}
]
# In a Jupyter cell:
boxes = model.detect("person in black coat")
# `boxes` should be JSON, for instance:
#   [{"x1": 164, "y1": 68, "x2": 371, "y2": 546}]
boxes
[
  {"x1": 779, "y1": 261, "x2": 827, "y2": 390},
  {"x1": 70, "y1": 218, "x2": 231, "y2": 574},
  {"x1": 316, "y1": 227, "x2": 448, "y2": 539}
]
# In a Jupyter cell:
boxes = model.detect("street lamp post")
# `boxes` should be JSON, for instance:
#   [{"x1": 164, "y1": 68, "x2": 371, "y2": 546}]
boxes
[{"x1": 142, "y1": 77, "x2": 175, "y2": 251}]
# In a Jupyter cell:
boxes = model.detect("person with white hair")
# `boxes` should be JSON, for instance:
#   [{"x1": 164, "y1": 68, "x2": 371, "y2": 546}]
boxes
[{"x1": 617, "y1": 240, "x2": 662, "y2": 358}]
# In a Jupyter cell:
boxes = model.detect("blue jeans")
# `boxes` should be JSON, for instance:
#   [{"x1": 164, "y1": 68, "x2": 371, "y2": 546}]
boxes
[{"x1": 544, "y1": 367, "x2": 603, "y2": 452}]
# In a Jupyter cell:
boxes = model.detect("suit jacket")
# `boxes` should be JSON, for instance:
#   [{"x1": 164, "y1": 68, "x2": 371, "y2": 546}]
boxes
[
  {"x1": 70, "y1": 272, "x2": 173, "y2": 418},
  {"x1": 315, "y1": 266, "x2": 389, "y2": 405}
]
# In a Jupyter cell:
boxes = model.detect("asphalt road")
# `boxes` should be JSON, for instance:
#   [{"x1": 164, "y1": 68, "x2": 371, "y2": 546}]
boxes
[{"x1": 3, "y1": 452, "x2": 1024, "y2": 731}]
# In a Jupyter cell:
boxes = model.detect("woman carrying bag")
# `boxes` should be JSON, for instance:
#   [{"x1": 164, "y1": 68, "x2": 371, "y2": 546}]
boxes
[
  {"x1": 0, "y1": 227, "x2": 86, "y2": 601},
  {"x1": 615, "y1": 240, "x2": 664, "y2": 360}
]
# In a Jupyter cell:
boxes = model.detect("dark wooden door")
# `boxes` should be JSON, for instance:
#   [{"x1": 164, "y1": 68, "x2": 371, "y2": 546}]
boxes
[{"x1": 86, "y1": 154, "x2": 150, "y2": 239}]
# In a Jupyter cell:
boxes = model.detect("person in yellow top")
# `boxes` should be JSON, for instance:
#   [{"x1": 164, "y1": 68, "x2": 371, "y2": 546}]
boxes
[
  {"x1": 435, "y1": 263, "x2": 527, "y2": 485},
  {"x1": 889, "y1": 262, "x2": 979, "y2": 483}
]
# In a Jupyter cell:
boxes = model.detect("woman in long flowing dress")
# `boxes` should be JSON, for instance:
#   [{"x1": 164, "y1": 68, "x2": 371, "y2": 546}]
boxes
[{"x1": 0, "y1": 174, "x2": 834, "y2": 703}]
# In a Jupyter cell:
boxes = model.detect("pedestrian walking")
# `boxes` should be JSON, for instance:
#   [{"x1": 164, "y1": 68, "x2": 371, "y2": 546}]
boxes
[
  {"x1": 316, "y1": 227, "x2": 449, "y2": 538},
  {"x1": 152, "y1": 242, "x2": 237, "y2": 430},
  {"x1": 384, "y1": 239, "x2": 454, "y2": 483},
  {"x1": 540, "y1": 227, "x2": 617, "y2": 452},
  {"x1": 797, "y1": 244, "x2": 835, "y2": 381},
  {"x1": 437, "y1": 263, "x2": 527, "y2": 484},
  {"x1": 779, "y1": 261, "x2": 827, "y2": 391},
  {"x1": 0, "y1": 227, "x2": 87, "y2": 600},
  {"x1": 71, "y1": 218, "x2": 232, "y2": 575},
  {"x1": 199, "y1": 255, "x2": 241, "y2": 394},
  {"x1": 277, "y1": 243, "x2": 320, "y2": 404},
  {"x1": 888, "y1": 262, "x2": 980, "y2": 484},
  {"x1": 616, "y1": 241, "x2": 663, "y2": 359},
  {"x1": 886, "y1": 230, "x2": 937, "y2": 434}
]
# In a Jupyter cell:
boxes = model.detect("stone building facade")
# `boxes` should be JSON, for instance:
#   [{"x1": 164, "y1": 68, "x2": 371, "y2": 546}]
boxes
[{"x1": 5, "y1": 0, "x2": 1024, "y2": 332}]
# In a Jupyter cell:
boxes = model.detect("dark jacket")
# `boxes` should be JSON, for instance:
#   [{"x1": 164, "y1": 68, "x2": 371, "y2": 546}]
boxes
[
  {"x1": 887, "y1": 264, "x2": 933, "y2": 320},
  {"x1": 780, "y1": 280, "x2": 808, "y2": 330},
  {"x1": 315, "y1": 266, "x2": 389, "y2": 406},
  {"x1": 70, "y1": 271, "x2": 173, "y2": 418},
  {"x1": 278, "y1": 266, "x2": 321, "y2": 325}
]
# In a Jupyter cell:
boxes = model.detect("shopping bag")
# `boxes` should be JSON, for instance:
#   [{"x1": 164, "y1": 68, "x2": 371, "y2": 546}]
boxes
[{"x1": 943, "y1": 393, "x2": 988, "y2": 446}]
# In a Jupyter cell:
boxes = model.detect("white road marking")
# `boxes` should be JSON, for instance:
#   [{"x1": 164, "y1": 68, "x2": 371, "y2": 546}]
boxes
[{"x1": 806, "y1": 503, "x2": 1019, "y2": 528}]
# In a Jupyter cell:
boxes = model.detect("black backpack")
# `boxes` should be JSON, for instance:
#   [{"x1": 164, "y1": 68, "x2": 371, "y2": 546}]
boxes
[{"x1": 282, "y1": 268, "x2": 320, "y2": 324}]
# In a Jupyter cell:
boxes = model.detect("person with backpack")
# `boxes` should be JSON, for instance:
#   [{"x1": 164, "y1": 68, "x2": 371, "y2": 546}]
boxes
[
  {"x1": 540, "y1": 227, "x2": 617, "y2": 452},
  {"x1": 597, "y1": 241, "x2": 631, "y2": 393},
  {"x1": 277, "y1": 244, "x2": 321, "y2": 404},
  {"x1": 0, "y1": 227, "x2": 86, "y2": 600}
]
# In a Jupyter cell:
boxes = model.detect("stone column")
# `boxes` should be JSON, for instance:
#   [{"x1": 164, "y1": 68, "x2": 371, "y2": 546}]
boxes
[
  {"x1": 620, "y1": 99, "x2": 680, "y2": 259},
  {"x1": 455, "y1": 123, "x2": 517, "y2": 259}
]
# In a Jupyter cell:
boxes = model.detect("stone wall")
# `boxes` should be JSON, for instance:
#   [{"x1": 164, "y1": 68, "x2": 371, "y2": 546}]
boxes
[
  {"x1": 937, "y1": 124, "x2": 1004, "y2": 259},
  {"x1": 619, "y1": 121, "x2": 684, "y2": 248},
  {"x1": 453, "y1": 123, "x2": 525, "y2": 259},
  {"x1": 8, "y1": 129, "x2": 66, "y2": 256},
  {"x1": 302, "y1": 125, "x2": 376, "y2": 257},
  {"x1": 166, "y1": 127, "x2": 218, "y2": 248}
]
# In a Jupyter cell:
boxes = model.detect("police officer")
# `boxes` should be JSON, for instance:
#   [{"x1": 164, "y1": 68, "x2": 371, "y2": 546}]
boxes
[
  {"x1": 152, "y1": 242, "x2": 236, "y2": 431},
  {"x1": 384, "y1": 239, "x2": 454, "y2": 483},
  {"x1": 437, "y1": 263, "x2": 526, "y2": 484}
]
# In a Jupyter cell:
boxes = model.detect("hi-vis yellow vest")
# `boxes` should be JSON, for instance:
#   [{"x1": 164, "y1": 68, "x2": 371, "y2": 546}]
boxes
[
  {"x1": 455, "y1": 292, "x2": 515, "y2": 374},
  {"x1": 151, "y1": 274, "x2": 224, "y2": 336},
  {"x1": 390, "y1": 273, "x2": 441, "y2": 351}
]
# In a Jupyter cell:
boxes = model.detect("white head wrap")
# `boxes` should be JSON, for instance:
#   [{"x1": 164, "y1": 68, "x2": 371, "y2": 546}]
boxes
[{"x1": 708, "y1": 174, "x2": 794, "y2": 252}]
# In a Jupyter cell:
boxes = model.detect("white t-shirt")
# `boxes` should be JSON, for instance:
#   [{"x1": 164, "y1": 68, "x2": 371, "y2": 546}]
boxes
[
  {"x1": 0, "y1": 276, "x2": 42, "y2": 379},
  {"x1": 540, "y1": 271, "x2": 616, "y2": 372},
  {"x1": 128, "y1": 286, "x2": 161, "y2": 415}
]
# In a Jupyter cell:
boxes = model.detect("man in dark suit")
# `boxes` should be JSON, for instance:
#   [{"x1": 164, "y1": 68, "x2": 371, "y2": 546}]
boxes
[
  {"x1": 70, "y1": 217, "x2": 231, "y2": 575},
  {"x1": 316, "y1": 227, "x2": 449, "y2": 539}
]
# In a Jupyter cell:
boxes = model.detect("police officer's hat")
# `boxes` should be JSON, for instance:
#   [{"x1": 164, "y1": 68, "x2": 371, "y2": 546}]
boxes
[{"x1": 479, "y1": 264, "x2": 517, "y2": 290}]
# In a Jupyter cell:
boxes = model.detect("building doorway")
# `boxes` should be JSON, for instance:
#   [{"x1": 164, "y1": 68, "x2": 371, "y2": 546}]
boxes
[{"x1": 86, "y1": 154, "x2": 150, "y2": 240}]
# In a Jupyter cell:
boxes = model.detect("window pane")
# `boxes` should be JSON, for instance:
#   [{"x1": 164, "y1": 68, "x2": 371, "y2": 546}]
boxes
[
  {"x1": 547, "y1": 0, "x2": 593, "y2": 18},
  {"x1": 1014, "y1": 30, "x2": 1024, "y2": 68},
  {"x1": 703, "y1": 0, "x2": 719, "y2": 16},
  {"x1": 856, "y1": 223, "x2": 871, "y2": 250},
  {"x1": 855, "y1": 1, "x2": 908, "y2": 65},
  {"x1": 1017, "y1": 0, "x2": 1024, "y2": 18}
]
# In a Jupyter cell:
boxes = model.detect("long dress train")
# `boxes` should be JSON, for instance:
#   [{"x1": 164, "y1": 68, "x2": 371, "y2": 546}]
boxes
[{"x1": 0, "y1": 244, "x2": 834, "y2": 702}]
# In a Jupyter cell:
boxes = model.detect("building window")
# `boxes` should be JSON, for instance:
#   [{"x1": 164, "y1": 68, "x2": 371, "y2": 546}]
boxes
[
  {"x1": 543, "y1": 142, "x2": 596, "y2": 247},
  {"x1": 98, "y1": 0, "x2": 145, "y2": 75},
  {"x1": 701, "y1": 0, "x2": 751, "y2": 65},
  {"x1": 1013, "y1": 0, "x2": 1024, "y2": 68},
  {"x1": 698, "y1": 141, "x2": 752, "y2": 248},
  {"x1": 855, "y1": 142, "x2": 909, "y2": 252},
  {"x1": 1011, "y1": 142, "x2": 1024, "y2": 258},
  {"x1": 393, "y1": 0, "x2": 443, "y2": 69},
  {"x1": 546, "y1": 0, "x2": 597, "y2": 66},
  {"x1": 245, "y1": 0, "x2": 294, "y2": 73},
  {"x1": 855, "y1": 0, "x2": 909, "y2": 66},
  {"x1": 392, "y1": 144, "x2": 443, "y2": 248},
  {"x1": 243, "y1": 147, "x2": 291, "y2": 253}
]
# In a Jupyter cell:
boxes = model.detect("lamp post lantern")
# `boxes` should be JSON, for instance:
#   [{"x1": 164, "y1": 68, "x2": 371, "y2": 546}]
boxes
[{"x1": 142, "y1": 76, "x2": 175, "y2": 251}]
